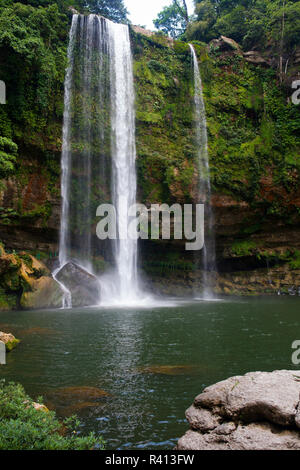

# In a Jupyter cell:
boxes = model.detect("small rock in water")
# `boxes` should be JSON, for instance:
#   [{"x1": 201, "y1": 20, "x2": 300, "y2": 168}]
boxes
[
  {"x1": 0, "y1": 331, "x2": 20, "y2": 352},
  {"x1": 55, "y1": 262, "x2": 101, "y2": 307},
  {"x1": 44, "y1": 385, "x2": 110, "y2": 418}
]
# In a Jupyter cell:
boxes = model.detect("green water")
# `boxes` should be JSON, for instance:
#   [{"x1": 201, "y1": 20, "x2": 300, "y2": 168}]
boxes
[{"x1": 0, "y1": 296, "x2": 300, "y2": 449}]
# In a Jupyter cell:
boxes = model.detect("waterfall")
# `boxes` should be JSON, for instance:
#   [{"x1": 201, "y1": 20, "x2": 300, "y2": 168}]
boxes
[
  {"x1": 189, "y1": 44, "x2": 216, "y2": 298},
  {"x1": 55, "y1": 14, "x2": 141, "y2": 307},
  {"x1": 53, "y1": 14, "x2": 79, "y2": 308},
  {"x1": 104, "y1": 21, "x2": 139, "y2": 303}
]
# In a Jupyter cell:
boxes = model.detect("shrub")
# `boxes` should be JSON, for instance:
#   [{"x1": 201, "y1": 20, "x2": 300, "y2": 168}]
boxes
[{"x1": 0, "y1": 380, "x2": 105, "y2": 450}]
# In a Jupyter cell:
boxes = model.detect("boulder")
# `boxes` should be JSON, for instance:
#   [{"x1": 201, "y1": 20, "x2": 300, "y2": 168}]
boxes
[
  {"x1": 20, "y1": 276, "x2": 63, "y2": 310},
  {"x1": 210, "y1": 36, "x2": 241, "y2": 53},
  {"x1": 55, "y1": 262, "x2": 101, "y2": 308},
  {"x1": 177, "y1": 370, "x2": 300, "y2": 450},
  {"x1": 244, "y1": 51, "x2": 269, "y2": 66},
  {"x1": 0, "y1": 331, "x2": 20, "y2": 351}
]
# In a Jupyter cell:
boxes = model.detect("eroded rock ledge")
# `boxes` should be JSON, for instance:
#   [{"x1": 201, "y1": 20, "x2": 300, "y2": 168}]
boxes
[{"x1": 177, "y1": 370, "x2": 300, "y2": 450}]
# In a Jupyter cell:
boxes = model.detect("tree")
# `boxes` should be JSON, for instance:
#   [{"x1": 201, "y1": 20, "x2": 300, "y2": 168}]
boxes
[
  {"x1": 189, "y1": 0, "x2": 300, "y2": 53},
  {"x1": 8, "y1": 0, "x2": 129, "y2": 23},
  {"x1": 173, "y1": 0, "x2": 189, "y2": 25},
  {"x1": 154, "y1": 3, "x2": 187, "y2": 38},
  {"x1": 154, "y1": 0, "x2": 191, "y2": 38},
  {"x1": 80, "y1": 0, "x2": 128, "y2": 22}
]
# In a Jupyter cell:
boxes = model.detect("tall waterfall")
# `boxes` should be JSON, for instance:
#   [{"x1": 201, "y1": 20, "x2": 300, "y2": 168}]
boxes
[
  {"x1": 55, "y1": 14, "x2": 140, "y2": 307},
  {"x1": 101, "y1": 20, "x2": 140, "y2": 304},
  {"x1": 189, "y1": 44, "x2": 216, "y2": 297}
]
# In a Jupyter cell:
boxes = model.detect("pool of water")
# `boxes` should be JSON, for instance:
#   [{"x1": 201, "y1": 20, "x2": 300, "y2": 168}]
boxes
[{"x1": 0, "y1": 296, "x2": 299, "y2": 449}]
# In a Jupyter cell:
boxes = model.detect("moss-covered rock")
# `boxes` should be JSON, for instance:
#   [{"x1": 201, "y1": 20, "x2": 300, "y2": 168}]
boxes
[
  {"x1": 0, "y1": 244, "x2": 60, "y2": 310},
  {"x1": 0, "y1": 331, "x2": 20, "y2": 352},
  {"x1": 20, "y1": 276, "x2": 63, "y2": 310}
]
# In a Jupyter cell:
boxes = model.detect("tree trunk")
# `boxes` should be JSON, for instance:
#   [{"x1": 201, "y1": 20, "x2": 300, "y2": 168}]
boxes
[{"x1": 173, "y1": 0, "x2": 189, "y2": 27}]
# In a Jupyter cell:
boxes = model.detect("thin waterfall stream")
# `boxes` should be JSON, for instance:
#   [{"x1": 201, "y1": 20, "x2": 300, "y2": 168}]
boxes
[{"x1": 189, "y1": 44, "x2": 216, "y2": 298}]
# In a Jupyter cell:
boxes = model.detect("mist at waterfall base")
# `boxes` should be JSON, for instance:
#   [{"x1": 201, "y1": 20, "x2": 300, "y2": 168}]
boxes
[{"x1": 54, "y1": 15, "x2": 217, "y2": 308}]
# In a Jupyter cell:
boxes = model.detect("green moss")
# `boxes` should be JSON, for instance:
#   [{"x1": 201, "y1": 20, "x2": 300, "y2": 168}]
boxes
[
  {"x1": 133, "y1": 31, "x2": 195, "y2": 204},
  {"x1": 0, "y1": 287, "x2": 17, "y2": 310},
  {"x1": 231, "y1": 240, "x2": 258, "y2": 257},
  {"x1": 5, "y1": 338, "x2": 20, "y2": 352},
  {"x1": 289, "y1": 250, "x2": 300, "y2": 270}
]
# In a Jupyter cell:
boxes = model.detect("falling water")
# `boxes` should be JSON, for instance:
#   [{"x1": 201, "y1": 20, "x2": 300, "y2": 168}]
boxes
[
  {"x1": 189, "y1": 44, "x2": 216, "y2": 297},
  {"x1": 100, "y1": 20, "x2": 140, "y2": 304},
  {"x1": 54, "y1": 14, "x2": 141, "y2": 307},
  {"x1": 53, "y1": 14, "x2": 79, "y2": 308}
]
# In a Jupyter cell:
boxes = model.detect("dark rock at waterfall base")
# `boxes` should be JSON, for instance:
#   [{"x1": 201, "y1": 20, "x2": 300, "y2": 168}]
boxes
[
  {"x1": 176, "y1": 370, "x2": 300, "y2": 450},
  {"x1": 55, "y1": 262, "x2": 101, "y2": 308}
]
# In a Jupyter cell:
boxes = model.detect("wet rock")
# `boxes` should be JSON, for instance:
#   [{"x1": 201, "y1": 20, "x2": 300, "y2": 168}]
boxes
[
  {"x1": 59, "y1": 401, "x2": 102, "y2": 417},
  {"x1": 45, "y1": 386, "x2": 110, "y2": 405},
  {"x1": 55, "y1": 262, "x2": 101, "y2": 307},
  {"x1": 177, "y1": 370, "x2": 300, "y2": 450},
  {"x1": 0, "y1": 331, "x2": 20, "y2": 351},
  {"x1": 44, "y1": 386, "x2": 110, "y2": 418},
  {"x1": 20, "y1": 276, "x2": 63, "y2": 310}
]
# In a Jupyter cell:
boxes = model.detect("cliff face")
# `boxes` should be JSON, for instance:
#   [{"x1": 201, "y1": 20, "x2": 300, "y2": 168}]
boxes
[
  {"x1": 0, "y1": 17, "x2": 299, "y2": 307},
  {"x1": 133, "y1": 30, "x2": 300, "y2": 295},
  {"x1": 0, "y1": 3, "x2": 68, "y2": 255}
]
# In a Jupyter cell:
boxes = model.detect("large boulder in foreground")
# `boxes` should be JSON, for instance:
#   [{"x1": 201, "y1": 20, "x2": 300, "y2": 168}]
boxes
[
  {"x1": 55, "y1": 262, "x2": 101, "y2": 308},
  {"x1": 0, "y1": 331, "x2": 20, "y2": 351},
  {"x1": 177, "y1": 370, "x2": 300, "y2": 450}
]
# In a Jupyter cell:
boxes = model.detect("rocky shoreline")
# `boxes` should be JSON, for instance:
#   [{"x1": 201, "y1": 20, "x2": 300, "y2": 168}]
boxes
[{"x1": 177, "y1": 370, "x2": 300, "y2": 450}]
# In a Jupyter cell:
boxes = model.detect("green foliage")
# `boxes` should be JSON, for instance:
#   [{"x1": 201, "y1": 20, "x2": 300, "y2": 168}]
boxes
[
  {"x1": 189, "y1": 0, "x2": 300, "y2": 53},
  {"x1": 132, "y1": 30, "x2": 195, "y2": 204},
  {"x1": 0, "y1": 136, "x2": 17, "y2": 176},
  {"x1": 289, "y1": 250, "x2": 300, "y2": 269},
  {"x1": 0, "y1": 380, "x2": 105, "y2": 450},
  {"x1": 153, "y1": 3, "x2": 187, "y2": 39},
  {"x1": 202, "y1": 54, "x2": 300, "y2": 216},
  {"x1": 79, "y1": 0, "x2": 128, "y2": 22},
  {"x1": 231, "y1": 240, "x2": 258, "y2": 257},
  {"x1": 0, "y1": 2, "x2": 69, "y2": 149}
]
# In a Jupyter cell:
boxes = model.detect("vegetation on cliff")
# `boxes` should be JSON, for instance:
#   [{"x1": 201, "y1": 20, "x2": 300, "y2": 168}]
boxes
[
  {"x1": 0, "y1": 1, "x2": 298, "y2": 298},
  {"x1": 189, "y1": 0, "x2": 300, "y2": 52},
  {"x1": 0, "y1": 0, "x2": 128, "y2": 228},
  {"x1": 133, "y1": 30, "x2": 300, "y2": 221}
]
